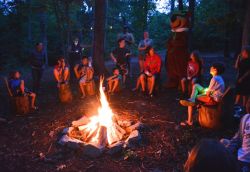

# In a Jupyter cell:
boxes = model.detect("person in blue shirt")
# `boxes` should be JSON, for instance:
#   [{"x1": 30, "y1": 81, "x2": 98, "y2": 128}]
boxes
[{"x1": 8, "y1": 71, "x2": 37, "y2": 110}]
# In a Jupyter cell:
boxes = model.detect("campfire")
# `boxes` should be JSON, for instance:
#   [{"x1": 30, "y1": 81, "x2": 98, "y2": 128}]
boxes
[{"x1": 59, "y1": 78, "x2": 142, "y2": 157}]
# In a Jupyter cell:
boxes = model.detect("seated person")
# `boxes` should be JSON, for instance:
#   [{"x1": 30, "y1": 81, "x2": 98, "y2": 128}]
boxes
[
  {"x1": 179, "y1": 63, "x2": 225, "y2": 126},
  {"x1": 8, "y1": 70, "x2": 37, "y2": 110},
  {"x1": 133, "y1": 46, "x2": 161, "y2": 97},
  {"x1": 221, "y1": 99, "x2": 250, "y2": 172},
  {"x1": 184, "y1": 139, "x2": 237, "y2": 172},
  {"x1": 181, "y1": 50, "x2": 203, "y2": 97},
  {"x1": 53, "y1": 57, "x2": 70, "y2": 87},
  {"x1": 106, "y1": 68, "x2": 122, "y2": 95},
  {"x1": 110, "y1": 38, "x2": 131, "y2": 84},
  {"x1": 74, "y1": 56, "x2": 94, "y2": 99}
]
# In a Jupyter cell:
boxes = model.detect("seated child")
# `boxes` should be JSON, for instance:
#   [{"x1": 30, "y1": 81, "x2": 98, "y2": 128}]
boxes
[
  {"x1": 53, "y1": 57, "x2": 70, "y2": 87},
  {"x1": 8, "y1": 70, "x2": 37, "y2": 110},
  {"x1": 220, "y1": 99, "x2": 250, "y2": 172},
  {"x1": 132, "y1": 46, "x2": 161, "y2": 97},
  {"x1": 179, "y1": 63, "x2": 225, "y2": 126},
  {"x1": 181, "y1": 50, "x2": 203, "y2": 97},
  {"x1": 74, "y1": 56, "x2": 94, "y2": 99},
  {"x1": 234, "y1": 46, "x2": 250, "y2": 111},
  {"x1": 106, "y1": 68, "x2": 122, "y2": 94}
]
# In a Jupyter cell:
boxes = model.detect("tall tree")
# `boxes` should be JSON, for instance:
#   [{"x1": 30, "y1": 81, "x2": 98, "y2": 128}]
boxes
[
  {"x1": 93, "y1": 0, "x2": 107, "y2": 75},
  {"x1": 178, "y1": 0, "x2": 183, "y2": 10},
  {"x1": 242, "y1": 0, "x2": 250, "y2": 48},
  {"x1": 188, "y1": 0, "x2": 195, "y2": 50},
  {"x1": 170, "y1": 0, "x2": 175, "y2": 13}
]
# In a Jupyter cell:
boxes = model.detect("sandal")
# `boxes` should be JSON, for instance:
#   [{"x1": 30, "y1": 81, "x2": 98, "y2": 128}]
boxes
[{"x1": 180, "y1": 121, "x2": 193, "y2": 126}]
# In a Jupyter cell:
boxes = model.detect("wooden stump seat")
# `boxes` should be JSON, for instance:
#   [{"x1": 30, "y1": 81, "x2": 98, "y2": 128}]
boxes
[
  {"x1": 84, "y1": 80, "x2": 96, "y2": 96},
  {"x1": 4, "y1": 77, "x2": 30, "y2": 115},
  {"x1": 58, "y1": 83, "x2": 73, "y2": 103},
  {"x1": 198, "y1": 87, "x2": 234, "y2": 129}
]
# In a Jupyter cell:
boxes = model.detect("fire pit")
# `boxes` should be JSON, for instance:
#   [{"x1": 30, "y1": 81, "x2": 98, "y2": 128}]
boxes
[{"x1": 59, "y1": 79, "x2": 142, "y2": 157}]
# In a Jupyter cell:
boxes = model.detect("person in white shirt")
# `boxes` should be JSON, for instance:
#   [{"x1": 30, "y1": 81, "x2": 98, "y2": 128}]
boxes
[
  {"x1": 221, "y1": 99, "x2": 250, "y2": 171},
  {"x1": 179, "y1": 63, "x2": 225, "y2": 126},
  {"x1": 138, "y1": 31, "x2": 153, "y2": 72}
]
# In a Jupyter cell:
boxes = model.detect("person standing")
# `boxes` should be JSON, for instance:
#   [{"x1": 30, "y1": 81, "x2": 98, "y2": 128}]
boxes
[
  {"x1": 30, "y1": 42, "x2": 46, "y2": 94},
  {"x1": 110, "y1": 38, "x2": 131, "y2": 84},
  {"x1": 117, "y1": 26, "x2": 135, "y2": 77},
  {"x1": 138, "y1": 31, "x2": 153, "y2": 73},
  {"x1": 69, "y1": 38, "x2": 83, "y2": 79}
]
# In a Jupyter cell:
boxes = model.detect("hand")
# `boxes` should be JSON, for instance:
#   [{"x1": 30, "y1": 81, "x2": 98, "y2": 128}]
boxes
[
  {"x1": 113, "y1": 58, "x2": 117, "y2": 63},
  {"x1": 206, "y1": 91, "x2": 211, "y2": 96},
  {"x1": 125, "y1": 53, "x2": 130, "y2": 57}
]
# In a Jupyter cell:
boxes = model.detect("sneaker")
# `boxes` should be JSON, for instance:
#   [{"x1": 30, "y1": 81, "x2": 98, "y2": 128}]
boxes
[{"x1": 180, "y1": 99, "x2": 196, "y2": 107}]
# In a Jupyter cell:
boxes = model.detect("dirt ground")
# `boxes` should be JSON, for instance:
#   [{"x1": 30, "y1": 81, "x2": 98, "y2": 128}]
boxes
[{"x1": 0, "y1": 53, "x2": 239, "y2": 172}]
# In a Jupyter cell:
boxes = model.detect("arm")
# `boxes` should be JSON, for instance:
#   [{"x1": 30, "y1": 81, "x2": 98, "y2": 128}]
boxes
[
  {"x1": 87, "y1": 67, "x2": 94, "y2": 81},
  {"x1": 53, "y1": 68, "x2": 60, "y2": 82},
  {"x1": 138, "y1": 41, "x2": 146, "y2": 51},
  {"x1": 110, "y1": 52, "x2": 117, "y2": 63},
  {"x1": 64, "y1": 68, "x2": 70, "y2": 81},
  {"x1": 235, "y1": 55, "x2": 241, "y2": 69},
  {"x1": 20, "y1": 80, "x2": 25, "y2": 94}
]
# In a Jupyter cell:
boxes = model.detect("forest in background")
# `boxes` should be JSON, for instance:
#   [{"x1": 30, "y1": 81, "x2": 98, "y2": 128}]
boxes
[{"x1": 0, "y1": 0, "x2": 249, "y2": 69}]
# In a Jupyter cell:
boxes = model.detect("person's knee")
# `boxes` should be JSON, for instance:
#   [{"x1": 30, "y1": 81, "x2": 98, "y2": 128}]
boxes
[
  {"x1": 181, "y1": 77, "x2": 186, "y2": 83},
  {"x1": 139, "y1": 74, "x2": 145, "y2": 80}
]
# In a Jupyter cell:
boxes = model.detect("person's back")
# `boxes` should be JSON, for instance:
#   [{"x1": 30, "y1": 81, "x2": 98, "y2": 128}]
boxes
[{"x1": 184, "y1": 139, "x2": 238, "y2": 172}]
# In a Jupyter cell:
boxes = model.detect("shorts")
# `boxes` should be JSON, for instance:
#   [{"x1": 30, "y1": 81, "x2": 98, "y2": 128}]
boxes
[{"x1": 117, "y1": 64, "x2": 128, "y2": 75}]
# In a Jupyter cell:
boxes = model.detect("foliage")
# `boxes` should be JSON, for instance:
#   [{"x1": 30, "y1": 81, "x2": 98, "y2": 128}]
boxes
[{"x1": 0, "y1": 0, "x2": 248, "y2": 69}]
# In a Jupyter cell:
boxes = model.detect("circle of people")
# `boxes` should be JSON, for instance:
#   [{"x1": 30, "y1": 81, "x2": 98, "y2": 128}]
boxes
[{"x1": 7, "y1": 28, "x2": 250, "y2": 171}]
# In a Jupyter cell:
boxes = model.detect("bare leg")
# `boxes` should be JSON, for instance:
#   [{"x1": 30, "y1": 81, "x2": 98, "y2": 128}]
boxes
[
  {"x1": 139, "y1": 60, "x2": 144, "y2": 73},
  {"x1": 108, "y1": 80, "x2": 113, "y2": 93},
  {"x1": 181, "y1": 78, "x2": 187, "y2": 93},
  {"x1": 149, "y1": 76, "x2": 155, "y2": 95},
  {"x1": 187, "y1": 106, "x2": 193, "y2": 124},
  {"x1": 140, "y1": 74, "x2": 146, "y2": 92},
  {"x1": 112, "y1": 80, "x2": 119, "y2": 92},
  {"x1": 122, "y1": 75, "x2": 126, "y2": 84},
  {"x1": 30, "y1": 93, "x2": 36, "y2": 108},
  {"x1": 79, "y1": 83, "x2": 86, "y2": 97},
  {"x1": 235, "y1": 94, "x2": 241, "y2": 105},
  {"x1": 190, "y1": 84, "x2": 204, "y2": 102}
]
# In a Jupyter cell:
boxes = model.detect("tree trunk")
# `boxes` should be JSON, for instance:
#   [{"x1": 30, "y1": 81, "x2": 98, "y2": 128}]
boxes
[
  {"x1": 242, "y1": 0, "x2": 250, "y2": 48},
  {"x1": 93, "y1": 0, "x2": 108, "y2": 75},
  {"x1": 170, "y1": 0, "x2": 175, "y2": 13},
  {"x1": 27, "y1": 0, "x2": 32, "y2": 43},
  {"x1": 188, "y1": 0, "x2": 195, "y2": 50},
  {"x1": 65, "y1": 1, "x2": 71, "y2": 58},
  {"x1": 143, "y1": 0, "x2": 148, "y2": 31},
  {"x1": 39, "y1": 8, "x2": 48, "y2": 65},
  {"x1": 178, "y1": 0, "x2": 183, "y2": 10}
]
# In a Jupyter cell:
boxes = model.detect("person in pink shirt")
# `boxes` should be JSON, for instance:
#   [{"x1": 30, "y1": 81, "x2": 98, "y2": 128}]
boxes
[{"x1": 181, "y1": 50, "x2": 203, "y2": 97}]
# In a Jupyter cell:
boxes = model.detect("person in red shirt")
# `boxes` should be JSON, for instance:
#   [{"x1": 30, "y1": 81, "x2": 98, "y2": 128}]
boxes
[
  {"x1": 181, "y1": 50, "x2": 203, "y2": 97},
  {"x1": 133, "y1": 46, "x2": 161, "y2": 97}
]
